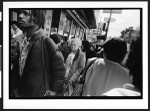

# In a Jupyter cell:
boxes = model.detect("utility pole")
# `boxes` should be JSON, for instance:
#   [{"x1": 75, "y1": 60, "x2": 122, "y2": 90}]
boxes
[
  {"x1": 105, "y1": 10, "x2": 112, "y2": 39},
  {"x1": 97, "y1": 16, "x2": 102, "y2": 36}
]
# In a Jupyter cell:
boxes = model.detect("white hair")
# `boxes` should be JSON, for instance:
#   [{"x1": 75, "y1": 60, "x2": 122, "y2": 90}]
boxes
[{"x1": 71, "y1": 37, "x2": 82, "y2": 47}]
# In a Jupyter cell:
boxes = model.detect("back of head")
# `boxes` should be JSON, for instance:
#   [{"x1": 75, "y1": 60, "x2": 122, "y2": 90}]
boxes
[
  {"x1": 50, "y1": 34, "x2": 61, "y2": 44},
  {"x1": 103, "y1": 37, "x2": 127, "y2": 64}
]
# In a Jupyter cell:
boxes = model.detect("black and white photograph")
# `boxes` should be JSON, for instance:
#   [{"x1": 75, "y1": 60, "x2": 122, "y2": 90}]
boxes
[{"x1": 2, "y1": 1, "x2": 148, "y2": 109}]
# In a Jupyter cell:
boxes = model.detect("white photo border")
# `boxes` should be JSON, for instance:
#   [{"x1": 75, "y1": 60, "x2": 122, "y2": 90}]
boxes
[{"x1": 3, "y1": 1, "x2": 148, "y2": 109}]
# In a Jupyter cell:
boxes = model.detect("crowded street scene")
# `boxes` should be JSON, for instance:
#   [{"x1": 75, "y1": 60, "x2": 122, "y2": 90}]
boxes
[{"x1": 10, "y1": 9, "x2": 142, "y2": 98}]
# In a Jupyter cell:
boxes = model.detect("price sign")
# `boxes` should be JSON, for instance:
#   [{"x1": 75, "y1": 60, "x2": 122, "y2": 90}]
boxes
[{"x1": 44, "y1": 15, "x2": 52, "y2": 37}]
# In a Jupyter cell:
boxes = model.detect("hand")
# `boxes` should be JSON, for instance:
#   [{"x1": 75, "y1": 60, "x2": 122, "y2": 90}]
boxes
[
  {"x1": 44, "y1": 90, "x2": 56, "y2": 96},
  {"x1": 68, "y1": 79, "x2": 73, "y2": 84},
  {"x1": 78, "y1": 75, "x2": 84, "y2": 84}
]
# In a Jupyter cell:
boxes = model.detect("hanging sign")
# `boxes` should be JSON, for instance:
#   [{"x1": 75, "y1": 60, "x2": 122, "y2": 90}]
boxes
[
  {"x1": 44, "y1": 16, "x2": 52, "y2": 37},
  {"x1": 103, "y1": 10, "x2": 122, "y2": 14}
]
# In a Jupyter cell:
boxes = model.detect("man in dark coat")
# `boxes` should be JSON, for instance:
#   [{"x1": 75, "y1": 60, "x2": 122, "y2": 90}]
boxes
[
  {"x1": 59, "y1": 36, "x2": 71, "y2": 62},
  {"x1": 11, "y1": 10, "x2": 66, "y2": 98}
]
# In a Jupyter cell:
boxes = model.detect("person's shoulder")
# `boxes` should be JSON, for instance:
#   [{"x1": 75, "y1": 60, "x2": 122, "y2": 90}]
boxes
[
  {"x1": 105, "y1": 59, "x2": 123, "y2": 67},
  {"x1": 94, "y1": 58, "x2": 105, "y2": 65},
  {"x1": 87, "y1": 57, "x2": 101, "y2": 66},
  {"x1": 43, "y1": 36, "x2": 56, "y2": 45},
  {"x1": 18, "y1": 29, "x2": 23, "y2": 33},
  {"x1": 79, "y1": 49, "x2": 84, "y2": 54},
  {"x1": 113, "y1": 62, "x2": 129, "y2": 74},
  {"x1": 102, "y1": 87, "x2": 141, "y2": 96},
  {"x1": 107, "y1": 59, "x2": 129, "y2": 74},
  {"x1": 79, "y1": 49, "x2": 86, "y2": 57}
]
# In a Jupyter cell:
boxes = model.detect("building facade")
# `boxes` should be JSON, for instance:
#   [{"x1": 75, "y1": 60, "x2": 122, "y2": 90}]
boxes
[{"x1": 10, "y1": 9, "x2": 97, "y2": 41}]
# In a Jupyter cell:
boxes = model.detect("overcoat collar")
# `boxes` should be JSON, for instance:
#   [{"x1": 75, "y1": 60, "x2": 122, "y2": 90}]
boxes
[{"x1": 28, "y1": 28, "x2": 44, "y2": 49}]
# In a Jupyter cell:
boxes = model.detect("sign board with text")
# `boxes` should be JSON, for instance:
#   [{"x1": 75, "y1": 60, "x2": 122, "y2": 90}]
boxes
[
  {"x1": 44, "y1": 10, "x2": 53, "y2": 37},
  {"x1": 103, "y1": 10, "x2": 122, "y2": 14},
  {"x1": 104, "y1": 17, "x2": 116, "y2": 22}
]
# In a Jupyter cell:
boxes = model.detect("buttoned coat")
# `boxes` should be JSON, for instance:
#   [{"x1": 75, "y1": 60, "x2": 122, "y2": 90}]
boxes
[{"x1": 67, "y1": 49, "x2": 86, "y2": 82}]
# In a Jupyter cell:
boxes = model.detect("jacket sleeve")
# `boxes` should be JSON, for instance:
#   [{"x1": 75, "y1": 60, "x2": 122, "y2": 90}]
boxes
[
  {"x1": 51, "y1": 51, "x2": 66, "y2": 92},
  {"x1": 70, "y1": 52, "x2": 86, "y2": 82},
  {"x1": 44, "y1": 37, "x2": 66, "y2": 92}
]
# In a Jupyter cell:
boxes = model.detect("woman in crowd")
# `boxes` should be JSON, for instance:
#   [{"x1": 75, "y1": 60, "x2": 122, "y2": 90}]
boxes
[
  {"x1": 11, "y1": 21, "x2": 23, "y2": 38},
  {"x1": 64, "y1": 37, "x2": 86, "y2": 95},
  {"x1": 82, "y1": 37, "x2": 132, "y2": 96}
]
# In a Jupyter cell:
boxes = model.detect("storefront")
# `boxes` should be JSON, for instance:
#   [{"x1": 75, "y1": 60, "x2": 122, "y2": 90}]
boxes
[
  {"x1": 10, "y1": 9, "x2": 97, "y2": 41},
  {"x1": 57, "y1": 10, "x2": 85, "y2": 40}
]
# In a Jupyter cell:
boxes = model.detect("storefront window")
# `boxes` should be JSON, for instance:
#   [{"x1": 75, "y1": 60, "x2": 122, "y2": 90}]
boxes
[
  {"x1": 79, "y1": 28, "x2": 84, "y2": 39},
  {"x1": 63, "y1": 14, "x2": 71, "y2": 37},
  {"x1": 58, "y1": 11, "x2": 65, "y2": 35},
  {"x1": 64, "y1": 19, "x2": 71, "y2": 34},
  {"x1": 70, "y1": 21, "x2": 76, "y2": 36},
  {"x1": 75, "y1": 26, "x2": 80, "y2": 38}
]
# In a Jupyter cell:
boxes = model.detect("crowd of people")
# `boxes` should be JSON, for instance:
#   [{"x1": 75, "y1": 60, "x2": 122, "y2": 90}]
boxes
[{"x1": 10, "y1": 10, "x2": 142, "y2": 98}]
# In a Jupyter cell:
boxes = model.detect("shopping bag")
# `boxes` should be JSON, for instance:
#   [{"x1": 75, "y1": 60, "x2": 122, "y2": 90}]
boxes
[
  {"x1": 64, "y1": 82, "x2": 74, "y2": 96},
  {"x1": 71, "y1": 82, "x2": 83, "y2": 96}
]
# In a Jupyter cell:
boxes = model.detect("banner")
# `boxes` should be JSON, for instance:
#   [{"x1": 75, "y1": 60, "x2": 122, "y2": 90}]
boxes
[{"x1": 44, "y1": 10, "x2": 53, "y2": 37}]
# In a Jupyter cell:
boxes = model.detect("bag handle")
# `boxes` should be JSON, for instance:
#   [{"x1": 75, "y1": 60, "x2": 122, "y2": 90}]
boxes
[{"x1": 79, "y1": 57, "x2": 98, "y2": 84}]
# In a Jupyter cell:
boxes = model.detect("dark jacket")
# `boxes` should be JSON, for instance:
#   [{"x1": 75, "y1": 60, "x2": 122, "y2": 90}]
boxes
[
  {"x1": 59, "y1": 41, "x2": 71, "y2": 62},
  {"x1": 11, "y1": 29, "x2": 66, "y2": 98}
]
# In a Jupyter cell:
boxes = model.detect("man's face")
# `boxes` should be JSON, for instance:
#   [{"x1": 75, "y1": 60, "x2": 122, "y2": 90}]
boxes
[{"x1": 18, "y1": 10, "x2": 35, "y2": 28}]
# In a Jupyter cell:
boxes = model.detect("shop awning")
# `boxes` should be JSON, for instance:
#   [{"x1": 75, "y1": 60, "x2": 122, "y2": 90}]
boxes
[{"x1": 76, "y1": 10, "x2": 97, "y2": 29}]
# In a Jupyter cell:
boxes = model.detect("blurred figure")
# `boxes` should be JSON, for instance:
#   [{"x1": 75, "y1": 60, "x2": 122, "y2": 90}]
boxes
[
  {"x1": 82, "y1": 37, "x2": 132, "y2": 96},
  {"x1": 102, "y1": 30, "x2": 142, "y2": 96},
  {"x1": 11, "y1": 21, "x2": 22, "y2": 70},
  {"x1": 11, "y1": 10, "x2": 65, "y2": 98},
  {"x1": 82, "y1": 36, "x2": 91, "y2": 61},
  {"x1": 59, "y1": 36, "x2": 71, "y2": 62},
  {"x1": 11, "y1": 21, "x2": 23, "y2": 38}
]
